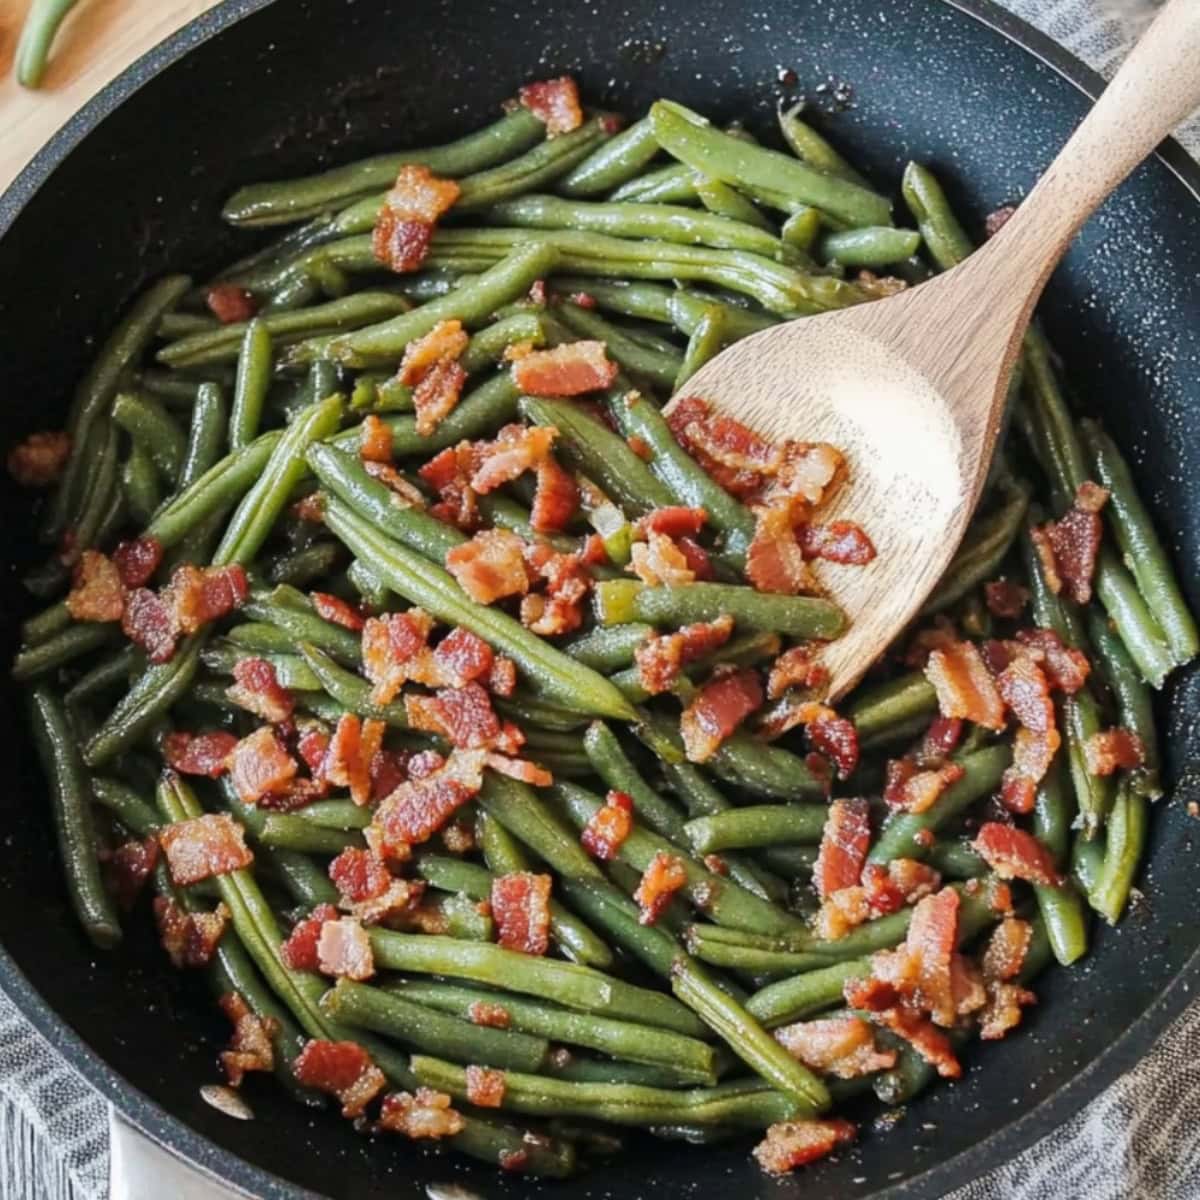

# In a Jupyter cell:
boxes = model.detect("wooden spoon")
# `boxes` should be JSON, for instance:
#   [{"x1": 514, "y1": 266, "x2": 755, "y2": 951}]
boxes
[{"x1": 672, "y1": 0, "x2": 1200, "y2": 701}]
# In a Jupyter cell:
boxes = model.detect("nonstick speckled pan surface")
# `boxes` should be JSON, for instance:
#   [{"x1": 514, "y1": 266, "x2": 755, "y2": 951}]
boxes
[{"x1": 0, "y1": 1, "x2": 1198, "y2": 1196}]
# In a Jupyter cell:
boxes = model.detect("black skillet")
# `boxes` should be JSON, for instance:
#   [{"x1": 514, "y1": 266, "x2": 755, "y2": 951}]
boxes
[{"x1": 1, "y1": 0, "x2": 1198, "y2": 1196}]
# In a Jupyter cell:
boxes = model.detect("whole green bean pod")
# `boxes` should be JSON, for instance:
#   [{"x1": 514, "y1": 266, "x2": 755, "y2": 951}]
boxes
[
  {"x1": 112, "y1": 392, "x2": 187, "y2": 484},
  {"x1": 229, "y1": 320, "x2": 272, "y2": 451},
  {"x1": 777, "y1": 104, "x2": 870, "y2": 187},
  {"x1": 563, "y1": 624, "x2": 653, "y2": 672},
  {"x1": 12, "y1": 623, "x2": 120, "y2": 682},
  {"x1": 744, "y1": 960, "x2": 872, "y2": 1028},
  {"x1": 259, "y1": 815, "x2": 362, "y2": 854},
  {"x1": 122, "y1": 443, "x2": 162, "y2": 526},
  {"x1": 846, "y1": 671, "x2": 938, "y2": 742},
  {"x1": 1090, "y1": 777, "x2": 1147, "y2": 925},
  {"x1": 558, "y1": 117, "x2": 662, "y2": 196},
  {"x1": 900, "y1": 162, "x2": 973, "y2": 270},
  {"x1": 684, "y1": 805, "x2": 829, "y2": 854},
  {"x1": 674, "y1": 305, "x2": 726, "y2": 391}
]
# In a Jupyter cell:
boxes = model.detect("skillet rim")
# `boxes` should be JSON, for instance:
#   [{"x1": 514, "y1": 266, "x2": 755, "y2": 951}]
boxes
[{"x1": 0, "y1": 1, "x2": 1198, "y2": 1196}]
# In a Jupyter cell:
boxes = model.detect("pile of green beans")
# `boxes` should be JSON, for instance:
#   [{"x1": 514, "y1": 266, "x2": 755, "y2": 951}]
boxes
[{"x1": 12, "y1": 80, "x2": 1194, "y2": 1182}]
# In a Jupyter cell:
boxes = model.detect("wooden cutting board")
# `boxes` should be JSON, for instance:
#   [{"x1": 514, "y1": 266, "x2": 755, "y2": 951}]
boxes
[{"x1": 0, "y1": 0, "x2": 222, "y2": 194}]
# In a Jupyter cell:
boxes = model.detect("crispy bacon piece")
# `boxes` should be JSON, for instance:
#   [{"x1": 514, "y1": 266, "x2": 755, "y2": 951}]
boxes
[
  {"x1": 120, "y1": 587, "x2": 176, "y2": 662},
  {"x1": 915, "y1": 716, "x2": 964, "y2": 766},
  {"x1": 280, "y1": 903, "x2": 339, "y2": 972},
  {"x1": 294, "y1": 1040, "x2": 386, "y2": 1118},
  {"x1": 814, "y1": 798, "x2": 871, "y2": 900},
  {"x1": 580, "y1": 790, "x2": 634, "y2": 861},
  {"x1": 753, "y1": 1119, "x2": 857, "y2": 1176},
  {"x1": 374, "y1": 216, "x2": 434, "y2": 273},
  {"x1": 974, "y1": 822, "x2": 1063, "y2": 886},
  {"x1": 670, "y1": 396, "x2": 781, "y2": 484},
  {"x1": 316, "y1": 916, "x2": 375, "y2": 981},
  {"x1": 868, "y1": 887, "x2": 960, "y2": 1027},
  {"x1": 373, "y1": 166, "x2": 460, "y2": 274},
  {"x1": 984, "y1": 579, "x2": 1029, "y2": 619},
  {"x1": 488, "y1": 655, "x2": 518, "y2": 697},
  {"x1": 997, "y1": 652, "x2": 1055, "y2": 734},
  {"x1": 634, "y1": 851, "x2": 688, "y2": 926},
  {"x1": 433, "y1": 626, "x2": 493, "y2": 688},
  {"x1": 399, "y1": 320, "x2": 469, "y2": 385},
  {"x1": 206, "y1": 284, "x2": 257, "y2": 324},
  {"x1": 471, "y1": 424, "x2": 557, "y2": 493},
  {"x1": 746, "y1": 503, "x2": 818, "y2": 595},
  {"x1": 518, "y1": 76, "x2": 584, "y2": 135},
  {"x1": 165, "y1": 563, "x2": 249, "y2": 634},
  {"x1": 531, "y1": 455, "x2": 580, "y2": 534},
  {"x1": 860, "y1": 997, "x2": 962, "y2": 1079},
  {"x1": 521, "y1": 592, "x2": 583, "y2": 638},
  {"x1": 369, "y1": 747, "x2": 408, "y2": 801},
  {"x1": 154, "y1": 897, "x2": 230, "y2": 968},
  {"x1": 627, "y1": 434, "x2": 652, "y2": 460},
  {"x1": 774, "y1": 1016, "x2": 896, "y2": 1079},
  {"x1": 361, "y1": 608, "x2": 436, "y2": 703},
  {"x1": 364, "y1": 459, "x2": 426, "y2": 507},
  {"x1": 405, "y1": 682, "x2": 517, "y2": 752},
  {"x1": 104, "y1": 837, "x2": 159, "y2": 911},
  {"x1": 369, "y1": 750, "x2": 485, "y2": 857},
  {"x1": 218, "y1": 992, "x2": 279, "y2": 1088},
  {"x1": 227, "y1": 657, "x2": 295, "y2": 724},
  {"x1": 323, "y1": 714, "x2": 386, "y2": 806},
  {"x1": 1038, "y1": 484, "x2": 1109, "y2": 604},
  {"x1": 634, "y1": 615, "x2": 734, "y2": 696},
  {"x1": 110, "y1": 537, "x2": 162, "y2": 590},
  {"x1": 8, "y1": 430, "x2": 70, "y2": 486},
  {"x1": 1083, "y1": 728, "x2": 1146, "y2": 776},
  {"x1": 66, "y1": 551, "x2": 125, "y2": 622},
  {"x1": 1013, "y1": 628, "x2": 1090, "y2": 693},
  {"x1": 419, "y1": 442, "x2": 482, "y2": 530},
  {"x1": 511, "y1": 340, "x2": 618, "y2": 396},
  {"x1": 484, "y1": 753, "x2": 554, "y2": 787},
  {"x1": 926, "y1": 641, "x2": 1006, "y2": 730},
  {"x1": 629, "y1": 531, "x2": 696, "y2": 586},
  {"x1": 977, "y1": 916, "x2": 1037, "y2": 1040},
  {"x1": 1001, "y1": 725, "x2": 1061, "y2": 814},
  {"x1": 883, "y1": 759, "x2": 965, "y2": 814},
  {"x1": 636, "y1": 507, "x2": 708, "y2": 539},
  {"x1": 297, "y1": 726, "x2": 331, "y2": 776},
  {"x1": 163, "y1": 730, "x2": 237, "y2": 778},
  {"x1": 160, "y1": 813, "x2": 252, "y2": 887},
  {"x1": 377, "y1": 1088, "x2": 464, "y2": 1139},
  {"x1": 766, "y1": 644, "x2": 828, "y2": 700},
  {"x1": 228, "y1": 727, "x2": 298, "y2": 805},
  {"x1": 902, "y1": 616, "x2": 959, "y2": 669},
  {"x1": 311, "y1": 592, "x2": 365, "y2": 633},
  {"x1": 445, "y1": 529, "x2": 530, "y2": 605},
  {"x1": 468, "y1": 1001, "x2": 511, "y2": 1029},
  {"x1": 465, "y1": 1065, "x2": 506, "y2": 1108},
  {"x1": 979, "y1": 979, "x2": 1038, "y2": 1041},
  {"x1": 359, "y1": 413, "x2": 394, "y2": 465},
  {"x1": 860, "y1": 859, "x2": 941, "y2": 917},
  {"x1": 798, "y1": 522, "x2": 876, "y2": 566},
  {"x1": 329, "y1": 847, "x2": 392, "y2": 905},
  {"x1": 413, "y1": 359, "x2": 467, "y2": 438},
  {"x1": 775, "y1": 442, "x2": 844, "y2": 505},
  {"x1": 492, "y1": 872, "x2": 552, "y2": 954},
  {"x1": 799, "y1": 703, "x2": 859, "y2": 779},
  {"x1": 680, "y1": 667, "x2": 764, "y2": 762}
]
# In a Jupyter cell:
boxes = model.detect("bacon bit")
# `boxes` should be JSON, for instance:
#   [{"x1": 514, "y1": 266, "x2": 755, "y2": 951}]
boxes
[
  {"x1": 445, "y1": 528, "x2": 530, "y2": 605},
  {"x1": 294, "y1": 1040, "x2": 387, "y2": 1118},
  {"x1": 440, "y1": 817, "x2": 476, "y2": 855},
  {"x1": 974, "y1": 822, "x2": 1064, "y2": 886},
  {"x1": 985, "y1": 204, "x2": 1018, "y2": 237},
  {"x1": 280, "y1": 904, "x2": 339, "y2": 972},
  {"x1": 468, "y1": 1001, "x2": 511, "y2": 1029},
  {"x1": 206, "y1": 284, "x2": 257, "y2": 324},
  {"x1": 860, "y1": 859, "x2": 941, "y2": 917},
  {"x1": 488, "y1": 655, "x2": 518, "y2": 697},
  {"x1": 581, "y1": 790, "x2": 635, "y2": 861},
  {"x1": 531, "y1": 456, "x2": 580, "y2": 533},
  {"x1": 465, "y1": 1065, "x2": 506, "y2": 1108},
  {"x1": 227, "y1": 727, "x2": 298, "y2": 805},
  {"x1": 329, "y1": 847, "x2": 393, "y2": 905},
  {"x1": 776, "y1": 442, "x2": 844, "y2": 505},
  {"x1": 512, "y1": 340, "x2": 618, "y2": 396},
  {"x1": 412, "y1": 358, "x2": 467, "y2": 438},
  {"x1": 502, "y1": 339, "x2": 536, "y2": 363},
  {"x1": 166, "y1": 563, "x2": 249, "y2": 634},
  {"x1": 226, "y1": 657, "x2": 294, "y2": 724},
  {"x1": 492, "y1": 872, "x2": 552, "y2": 954},
  {"x1": 676, "y1": 536, "x2": 713, "y2": 580},
  {"x1": 432, "y1": 626, "x2": 493, "y2": 688},
  {"x1": 399, "y1": 320, "x2": 469, "y2": 385},
  {"x1": 296, "y1": 727, "x2": 331, "y2": 777},
  {"x1": 374, "y1": 216, "x2": 434, "y2": 273},
  {"x1": 914, "y1": 716, "x2": 964, "y2": 767},
  {"x1": 358, "y1": 413, "x2": 393, "y2": 465},
  {"x1": 766, "y1": 645, "x2": 828, "y2": 700},
  {"x1": 998, "y1": 652, "x2": 1055, "y2": 734},
  {"x1": 216, "y1": 994, "x2": 279, "y2": 1091},
  {"x1": 1038, "y1": 484, "x2": 1109, "y2": 604},
  {"x1": 1002, "y1": 726, "x2": 1061, "y2": 814},
  {"x1": 799, "y1": 703, "x2": 859, "y2": 779},
  {"x1": 153, "y1": 897, "x2": 230, "y2": 969},
  {"x1": 292, "y1": 491, "x2": 326, "y2": 524},
  {"x1": 520, "y1": 592, "x2": 579, "y2": 638},
  {"x1": 163, "y1": 731, "x2": 237, "y2": 778},
  {"x1": 484, "y1": 753, "x2": 554, "y2": 787},
  {"x1": 374, "y1": 166, "x2": 460, "y2": 274},
  {"x1": 629, "y1": 531, "x2": 696, "y2": 586},
  {"x1": 978, "y1": 917, "x2": 1037, "y2": 1039},
  {"x1": 979, "y1": 980, "x2": 1037, "y2": 1040},
  {"x1": 634, "y1": 851, "x2": 689, "y2": 926},
  {"x1": 160, "y1": 812, "x2": 252, "y2": 887},
  {"x1": 309, "y1": 592, "x2": 364, "y2": 633},
  {"x1": 8, "y1": 430, "x2": 70, "y2": 486},
  {"x1": 635, "y1": 507, "x2": 708, "y2": 540},
  {"x1": 316, "y1": 916, "x2": 374, "y2": 980},
  {"x1": 627, "y1": 434, "x2": 652, "y2": 461},
  {"x1": 903, "y1": 616, "x2": 959, "y2": 669},
  {"x1": 746, "y1": 503, "x2": 819, "y2": 595},
  {"x1": 104, "y1": 837, "x2": 159, "y2": 911},
  {"x1": 377, "y1": 1088, "x2": 464, "y2": 1139},
  {"x1": 798, "y1": 521, "x2": 876, "y2": 566},
  {"x1": 1014, "y1": 629, "x2": 1090, "y2": 693},
  {"x1": 984, "y1": 580, "x2": 1029, "y2": 619},
  {"x1": 405, "y1": 682, "x2": 512, "y2": 751},
  {"x1": 370, "y1": 750, "x2": 485, "y2": 857},
  {"x1": 360, "y1": 608, "x2": 435, "y2": 704},
  {"x1": 518, "y1": 76, "x2": 584, "y2": 135},
  {"x1": 471, "y1": 424, "x2": 558, "y2": 493},
  {"x1": 680, "y1": 667, "x2": 764, "y2": 763},
  {"x1": 420, "y1": 442, "x2": 482, "y2": 531},
  {"x1": 866, "y1": 999, "x2": 962, "y2": 1078},
  {"x1": 883, "y1": 759, "x2": 965, "y2": 814},
  {"x1": 869, "y1": 887, "x2": 960, "y2": 1027},
  {"x1": 407, "y1": 750, "x2": 446, "y2": 779},
  {"x1": 668, "y1": 397, "x2": 781, "y2": 496},
  {"x1": 926, "y1": 641, "x2": 1006, "y2": 730},
  {"x1": 634, "y1": 615, "x2": 734, "y2": 696},
  {"x1": 323, "y1": 714, "x2": 386, "y2": 806},
  {"x1": 111, "y1": 537, "x2": 163, "y2": 589},
  {"x1": 1084, "y1": 727, "x2": 1146, "y2": 776},
  {"x1": 774, "y1": 1016, "x2": 896, "y2": 1079},
  {"x1": 753, "y1": 1119, "x2": 857, "y2": 1176},
  {"x1": 66, "y1": 551, "x2": 125, "y2": 622},
  {"x1": 121, "y1": 588, "x2": 176, "y2": 662},
  {"x1": 367, "y1": 748, "x2": 406, "y2": 802},
  {"x1": 814, "y1": 798, "x2": 871, "y2": 899}
]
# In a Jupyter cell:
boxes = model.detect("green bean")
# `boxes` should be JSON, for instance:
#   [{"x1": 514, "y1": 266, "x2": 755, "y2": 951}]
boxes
[
  {"x1": 547, "y1": 1056, "x2": 697, "y2": 1089},
  {"x1": 1092, "y1": 546, "x2": 1176, "y2": 689},
  {"x1": 12, "y1": 623, "x2": 120, "y2": 682},
  {"x1": 744, "y1": 960, "x2": 872, "y2": 1028},
  {"x1": 900, "y1": 162, "x2": 973, "y2": 270},
  {"x1": 222, "y1": 108, "x2": 546, "y2": 225},
  {"x1": 846, "y1": 671, "x2": 938, "y2": 741},
  {"x1": 239, "y1": 595, "x2": 361, "y2": 666},
  {"x1": 695, "y1": 178, "x2": 774, "y2": 232},
  {"x1": 674, "y1": 305, "x2": 726, "y2": 391},
  {"x1": 552, "y1": 302, "x2": 683, "y2": 391},
  {"x1": 392, "y1": 980, "x2": 716, "y2": 1082},
  {"x1": 265, "y1": 541, "x2": 344, "y2": 588},
  {"x1": 369, "y1": 928, "x2": 704, "y2": 1036},
  {"x1": 177, "y1": 382, "x2": 228, "y2": 491},
  {"x1": 323, "y1": 979, "x2": 549, "y2": 1072},
  {"x1": 29, "y1": 687, "x2": 121, "y2": 947},
  {"x1": 311, "y1": 243, "x2": 558, "y2": 367},
  {"x1": 15, "y1": 0, "x2": 81, "y2": 87},
  {"x1": 554, "y1": 781, "x2": 805, "y2": 936},
  {"x1": 322, "y1": 499, "x2": 634, "y2": 720},
  {"x1": 611, "y1": 630, "x2": 782, "y2": 706},
  {"x1": 868, "y1": 745, "x2": 1012, "y2": 863},
  {"x1": 1081, "y1": 419, "x2": 1197, "y2": 666},
  {"x1": 777, "y1": 104, "x2": 870, "y2": 187},
  {"x1": 122, "y1": 443, "x2": 162, "y2": 525},
  {"x1": 159, "y1": 311, "x2": 220, "y2": 338},
  {"x1": 201, "y1": 641, "x2": 322, "y2": 690},
  {"x1": 290, "y1": 801, "x2": 367, "y2": 832},
  {"x1": 226, "y1": 320, "x2": 271, "y2": 451},
  {"x1": 817, "y1": 226, "x2": 920, "y2": 268},
  {"x1": 1090, "y1": 777, "x2": 1147, "y2": 925},
  {"x1": 594, "y1": 579, "x2": 844, "y2": 642},
  {"x1": 297, "y1": 645, "x2": 415, "y2": 731},
  {"x1": 780, "y1": 207, "x2": 822, "y2": 253},
  {"x1": 258, "y1": 814, "x2": 361, "y2": 854},
  {"x1": 495, "y1": 690, "x2": 589, "y2": 733},
  {"x1": 459, "y1": 311, "x2": 548, "y2": 375},
  {"x1": 1062, "y1": 693, "x2": 1116, "y2": 839},
  {"x1": 412, "y1": 1056, "x2": 802, "y2": 1128},
  {"x1": 563, "y1": 624, "x2": 653, "y2": 672},
  {"x1": 112, "y1": 393, "x2": 187, "y2": 484},
  {"x1": 44, "y1": 275, "x2": 191, "y2": 543},
  {"x1": 583, "y1": 721, "x2": 687, "y2": 841},
  {"x1": 1072, "y1": 833, "x2": 1106, "y2": 897},
  {"x1": 224, "y1": 622, "x2": 299, "y2": 655},
  {"x1": 685, "y1": 931, "x2": 829, "y2": 974},
  {"x1": 651, "y1": 102, "x2": 890, "y2": 228},
  {"x1": 64, "y1": 647, "x2": 138, "y2": 708},
  {"x1": 559, "y1": 117, "x2": 661, "y2": 196},
  {"x1": 610, "y1": 161, "x2": 700, "y2": 205},
  {"x1": 872, "y1": 1026, "x2": 971, "y2": 1106},
  {"x1": 20, "y1": 601, "x2": 71, "y2": 647},
  {"x1": 684, "y1": 805, "x2": 829, "y2": 854},
  {"x1": 927, "y1": 838, "x2": 988, "y2": 880},
  {"x1": 306, "y1": 443, "x2": 465, "y2": 564}
]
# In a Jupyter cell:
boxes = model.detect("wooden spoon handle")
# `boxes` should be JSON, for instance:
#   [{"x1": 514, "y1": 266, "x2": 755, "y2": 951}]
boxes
[{"x1": 991, "y1": 0, "x2": 1200, "y2": 284}]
